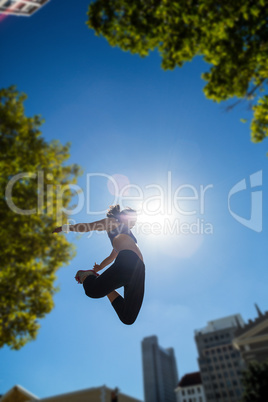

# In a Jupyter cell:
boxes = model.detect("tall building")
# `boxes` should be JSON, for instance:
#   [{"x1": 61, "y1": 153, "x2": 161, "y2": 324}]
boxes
[
  {"x1": 142, "y1": 335, "x2": 178, "y2": 402},
  {"x1": 0, "y1": 0, "x2": 50, "y2": 17},
  {"x1": 233, "y1": 304, "x2": 268, "y2": 365},
  {"x1": 175, "y1": 372, "x2": 207, "y2": 402},
  {"x1": 194, "y1": 314, "x2": 246, "y2": 402}
]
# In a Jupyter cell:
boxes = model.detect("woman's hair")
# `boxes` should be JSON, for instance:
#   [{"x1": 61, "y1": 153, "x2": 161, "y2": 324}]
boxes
[{"x1": 107, "y1": 205, "x2": 136, "y2": 222}]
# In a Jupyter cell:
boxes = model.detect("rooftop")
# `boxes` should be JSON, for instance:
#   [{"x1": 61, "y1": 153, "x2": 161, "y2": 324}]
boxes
[
  {"x1": 195, "y1": 314, "x2": 245, "y2": 335},
  {"x1": 178, "y1": 372, "x2": 202, "y2": 387},
  {"x1": 235, "y1": 304, "x2": 268, "y2": 337}
]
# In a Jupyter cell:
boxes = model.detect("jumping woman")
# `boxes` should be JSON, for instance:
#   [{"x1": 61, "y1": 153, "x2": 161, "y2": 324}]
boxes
[{"x1": 52, "y1": 205, "x2": 145, "y2": 325}]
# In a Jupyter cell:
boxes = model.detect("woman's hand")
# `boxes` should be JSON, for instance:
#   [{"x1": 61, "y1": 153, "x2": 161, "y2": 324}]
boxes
[
  {"x1": 52, "y1": 226, "x2": 62, "y2": 233},
  {"x1": 93, "y1": 263, "x2": 101, "y2": 273}
]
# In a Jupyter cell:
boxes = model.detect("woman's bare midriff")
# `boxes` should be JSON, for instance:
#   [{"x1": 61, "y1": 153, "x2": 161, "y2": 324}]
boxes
[{"x1": 112, "y1": 234, "x2": 144, "y2": 262}]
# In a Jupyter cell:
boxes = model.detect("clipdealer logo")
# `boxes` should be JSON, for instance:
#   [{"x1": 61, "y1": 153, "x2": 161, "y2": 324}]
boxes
[
  {"x1": 228, "y1": 170, "x2": 263, "y2": 233},
  {"x1": 4, "y1": 170, "x2": 263, "y2": 234}
]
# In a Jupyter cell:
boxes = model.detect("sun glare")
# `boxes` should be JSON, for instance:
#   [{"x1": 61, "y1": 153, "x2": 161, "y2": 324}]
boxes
[
  {"x1": 135, "y1": 201, "x2": 205, "y2": 259},
  {"x1": 137, "y1": 200, "x2": 174, "y2": 226}
]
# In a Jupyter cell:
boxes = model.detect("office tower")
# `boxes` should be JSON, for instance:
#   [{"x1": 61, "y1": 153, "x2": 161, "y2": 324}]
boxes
[
  {"x1": 142, "y1": 335, "x2": 178, "y2": 402},
  {"x1": 233, "y1": 304, "x2": 268, "y2": 365},
  {"x1": 195, "y1": 314, "x2": 246, "y2": 402},
  {"x1": 0, "y1": 0, "x2": 50, "y2": 17},
  {"x1": 175, "y1": 372, "x2": 206, "y2": 402}
]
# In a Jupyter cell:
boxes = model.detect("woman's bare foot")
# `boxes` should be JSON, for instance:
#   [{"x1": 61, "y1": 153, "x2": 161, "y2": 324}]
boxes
[{"x1": 75, "y1": 270, "x2": 99, "y2": 284}]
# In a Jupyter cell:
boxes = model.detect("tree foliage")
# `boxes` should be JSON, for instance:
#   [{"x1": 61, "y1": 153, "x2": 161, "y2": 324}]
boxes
[
  {"x1": 0, "y1": 86, "x2": 83, "y2": 349},
  {"x1": 87, "y1": 0, "x2": 268, "y2": 143},
  {"x1": 241, "y1": 361, "x2": 268, "y2": 402}
]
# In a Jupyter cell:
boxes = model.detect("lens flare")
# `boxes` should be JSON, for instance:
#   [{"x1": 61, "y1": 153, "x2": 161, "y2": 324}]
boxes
[
  {"x1": 136, "y1": 200, "x2": 205, "y2": 259},
  {"x1": 107, "y1": 174, "x2": 130, "y2": 197}
]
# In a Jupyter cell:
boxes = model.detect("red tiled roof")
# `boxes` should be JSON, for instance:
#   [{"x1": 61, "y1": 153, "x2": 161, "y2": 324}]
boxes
[{"x1": 178, "y1": 372, "x2": 202, "y2": 387}]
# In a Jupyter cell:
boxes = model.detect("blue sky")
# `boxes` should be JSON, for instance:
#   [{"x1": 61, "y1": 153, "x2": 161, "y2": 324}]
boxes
[{"x1": 1, "y1": 0, "x2": 267, "y2": 400}]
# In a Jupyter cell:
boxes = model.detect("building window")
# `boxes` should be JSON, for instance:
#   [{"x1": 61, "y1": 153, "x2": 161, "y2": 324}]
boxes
[
  {"x1": 182, "y1": 390, "x2": 185, "y2": 396},
  {"x1": 199, "y1": 398, "x2": 203, "y2": 402},
  {"x1": 197, "y1": 387, "x2": 201, "y2": 393}
]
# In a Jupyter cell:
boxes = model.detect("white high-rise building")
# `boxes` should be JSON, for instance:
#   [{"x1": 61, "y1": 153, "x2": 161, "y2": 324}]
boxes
[
  {"x1": 0, "y1": 0, "x2": 50, "y2": 17},
  {"x1": 195, "y1": 314, "x2": 246, "y2": 402},
  {"x1": 142, "y1": 335, "x2": 178, "y2": 402}
]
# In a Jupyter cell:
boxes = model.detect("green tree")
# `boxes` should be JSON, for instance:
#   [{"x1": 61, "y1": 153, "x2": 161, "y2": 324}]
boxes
[
  {"x1": 87, "y1": 0, "x2": 268, "y2": 143},
  {"x1": 0, "y1": 86, "x2": 83, "y2": 350},
  {"x1": 241, "y1": 361, "x2": 268, "y2": 402}
]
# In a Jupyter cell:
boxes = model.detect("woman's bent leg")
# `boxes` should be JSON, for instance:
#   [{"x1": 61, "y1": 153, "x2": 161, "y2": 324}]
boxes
[
  {"x1": 83, "y1": 265, "x2": 123, "y2": 299},
  {"x1": 111, "y1": 254, "x2": 145, "y2": 325},
  {"x1": 83, "y1": 250, "x2": 145, "y2": 325},
  {"x1": 107, "y1": 290, "x2": 120, "y2": 303},
  {"x1": 83, "y1": 251, "x2": 133, "y2": 299}
]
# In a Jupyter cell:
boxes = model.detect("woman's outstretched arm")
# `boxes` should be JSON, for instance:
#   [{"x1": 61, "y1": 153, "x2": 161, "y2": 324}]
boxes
[
  {"x1": 93, "y1": 249, "x2": 118, "y2": 273},
  {"x1": 69, "y1": 218, "x2": 108, "y2": 232},
  {"x1": 52, "y1": 218, "x2": 113, "y2": 233}
]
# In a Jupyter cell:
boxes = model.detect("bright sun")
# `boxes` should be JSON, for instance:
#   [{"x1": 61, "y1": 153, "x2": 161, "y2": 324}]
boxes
[
  {"x1": 137, "y1": 201, "x2": 173, "y2": 226},
  {"x1": 135, "y1": 200, "x2": 205, "y2": 259}
]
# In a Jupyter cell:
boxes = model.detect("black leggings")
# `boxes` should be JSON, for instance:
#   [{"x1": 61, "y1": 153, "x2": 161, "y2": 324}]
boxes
[{"x1": 83, "y1": 250, "x2": 145, "y2": 325}]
